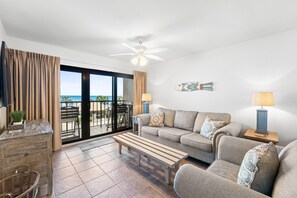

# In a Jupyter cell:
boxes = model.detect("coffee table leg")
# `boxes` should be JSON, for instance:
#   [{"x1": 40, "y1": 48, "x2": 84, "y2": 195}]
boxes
[
  {"x1": 164, "y1": 167, "x2": 171, "y2": 185},
  {"x1": 175, "y1": 163, "x2": 180, "y2": 172},
  {"x1": 118, "y1": 143, "x2": 122, "y2": 154}
]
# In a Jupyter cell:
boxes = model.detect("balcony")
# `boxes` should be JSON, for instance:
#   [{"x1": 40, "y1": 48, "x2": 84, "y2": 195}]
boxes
[{"x1": 60, "y1": 100, "x2": 133, "y2": 142}]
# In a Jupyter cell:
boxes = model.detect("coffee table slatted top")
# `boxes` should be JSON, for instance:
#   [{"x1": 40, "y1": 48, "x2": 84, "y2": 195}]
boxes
[{"x1": 113, "y1": 132, "x2": 188, "y2": 168}]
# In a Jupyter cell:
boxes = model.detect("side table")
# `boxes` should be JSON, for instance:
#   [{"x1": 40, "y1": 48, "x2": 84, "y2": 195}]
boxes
[
  {"x1": 132, "y1": 116, "x2": 139, "y2": 134},
  {"x1": 244, "y1": 128, "x2": 278, "y2": 144}
]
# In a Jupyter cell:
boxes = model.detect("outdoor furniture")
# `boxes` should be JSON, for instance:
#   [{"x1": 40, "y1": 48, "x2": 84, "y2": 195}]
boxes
[
  {"x1": 106, "y1": 104, "x2": 129, "y2": 131},
  {"x1": 61, "y1": 106, "x2": 80, "y2": 137},
  {"x1": 113, "y1": 132, "x2": 188, "y2": 184}
]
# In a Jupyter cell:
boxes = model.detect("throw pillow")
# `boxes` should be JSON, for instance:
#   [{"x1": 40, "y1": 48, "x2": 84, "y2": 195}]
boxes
[
  {"x1": 156, "y1": 107, "x2": 176, "y2": 127},
  {"x1": 200, "y1": 117, "x2": 226, "y2": 139},
  {"x1": 149, "y1": 112, "x2": 165, "y2": 127},
  {"x1": 237, "y1": 142, "x2": 279, "y2": 196}
]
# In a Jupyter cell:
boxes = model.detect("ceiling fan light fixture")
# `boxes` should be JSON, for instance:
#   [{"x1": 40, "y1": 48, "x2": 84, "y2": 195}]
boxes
[{"x1": 131, "y1": 56, "x2": 148, "y2": 66}]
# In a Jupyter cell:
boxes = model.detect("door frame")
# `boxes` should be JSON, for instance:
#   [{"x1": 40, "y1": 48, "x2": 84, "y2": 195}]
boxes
[{"x1": 60, "y1": 65, "x2": 133, "y2": 144}]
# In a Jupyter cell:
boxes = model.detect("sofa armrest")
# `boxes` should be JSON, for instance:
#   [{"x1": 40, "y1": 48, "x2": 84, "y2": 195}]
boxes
[
  {"x1": 137, "y1": 114, "x2": 151, "y2": 136},
  {"x1": 216, "y1": 122, "x2": 242, "y2": 137},
  {"x1": 218, "y1": 136, "x2": 264, "y2": 165},
  {"x1": 174, "y1": 164, "x2": 269, "y2": 198},
  {"x1": 211, "y1": 122, "x2": 241, "y2": 156}
]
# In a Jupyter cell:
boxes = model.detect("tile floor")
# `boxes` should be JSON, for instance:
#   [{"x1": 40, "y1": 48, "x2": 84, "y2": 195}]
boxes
[{"x1": 41, "y1": 134, "x2": 209, "y2": 198}]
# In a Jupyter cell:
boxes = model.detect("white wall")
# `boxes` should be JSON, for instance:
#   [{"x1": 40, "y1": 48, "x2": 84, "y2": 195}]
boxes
[
  {"x1": 0, "y1": 18, "x2": 7, "y2": 130},
  {"x1": 146, "y1": 29, "x2": 297, "y2": 146},
  {"x1": 6, "y1": 37, "x2": 134, "y2": 74}
]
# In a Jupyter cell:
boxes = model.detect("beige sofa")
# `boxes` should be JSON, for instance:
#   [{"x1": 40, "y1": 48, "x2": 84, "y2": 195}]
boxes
[
  {"x1": 137, "y1": 108, "x2": 242, "y2": 163},
  {"x1": 174, "y1": 136, "x2": 297, "y2": 198}
]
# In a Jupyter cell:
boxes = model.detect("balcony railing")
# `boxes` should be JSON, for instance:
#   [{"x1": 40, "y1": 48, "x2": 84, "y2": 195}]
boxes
[{"x1": 60, "y1": 100, "x2": 133, "y2": 141}]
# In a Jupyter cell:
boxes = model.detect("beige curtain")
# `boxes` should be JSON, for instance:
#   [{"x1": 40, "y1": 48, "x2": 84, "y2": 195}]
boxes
[
  {"x1": 6, "y1": 49, "x2": 62, "y2": 151},
  {"x1": 133, "y1": 71, "x2": 147, "y2": 115}
]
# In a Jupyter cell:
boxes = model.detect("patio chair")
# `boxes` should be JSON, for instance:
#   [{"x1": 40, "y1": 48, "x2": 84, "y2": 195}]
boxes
[
  {"x1": 106, "y1": 104, "x2": 129, "y2": 131},
  {"x1": 61, "y1": 106, "x2": 80, "y2": 137}
]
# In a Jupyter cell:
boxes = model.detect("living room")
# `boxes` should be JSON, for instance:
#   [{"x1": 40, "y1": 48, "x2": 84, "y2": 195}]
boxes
[{"x1": 0, "y1": 1, "x2": 296, "y2": 198}]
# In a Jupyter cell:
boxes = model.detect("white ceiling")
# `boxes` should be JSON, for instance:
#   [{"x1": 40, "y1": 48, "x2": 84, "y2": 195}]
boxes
[{"x1": 1, "y1": 0, "x2": 297, "y2": 64}]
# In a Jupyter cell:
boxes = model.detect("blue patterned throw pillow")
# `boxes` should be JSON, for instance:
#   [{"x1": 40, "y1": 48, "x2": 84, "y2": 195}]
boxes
[
  {"x1": 200, "y1": 117, "x2": 226, "y2": 139},
  {"x1": 237, "y1": 142, "x2": 279, "y2": 196}
]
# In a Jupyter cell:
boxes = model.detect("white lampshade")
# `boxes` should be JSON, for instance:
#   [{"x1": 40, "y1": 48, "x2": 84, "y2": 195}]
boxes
[
  {"x1": 131, "y1": 56, "x2": 148, "y2": 66},
  {"x1": 142, "y1": 93, "x2": 152, "y2": 102},
  {"x1": 253, "y1": 92, "x2": 275, "y2": 106}
]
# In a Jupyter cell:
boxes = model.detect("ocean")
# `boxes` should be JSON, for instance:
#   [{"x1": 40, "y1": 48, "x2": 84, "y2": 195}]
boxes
[{"x1": 60, "y1": 95, "x2": 112, "y2": 101}]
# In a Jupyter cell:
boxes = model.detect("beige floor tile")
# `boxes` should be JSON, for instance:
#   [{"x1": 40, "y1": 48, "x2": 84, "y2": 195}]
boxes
[
  {"x1": 53, "y1": 136, "x2": 209, "y2": 198},
  {"x1": 85, "y1": 174, "x2": 115, "y2": 196},
  {"x1": 107, "y1": 166, "x2": 133, "y2": 184},
  {"x1": 53, "y1": 158, "x2": 72, "y2": 170},
  {"x1": 53, "y1": 151, "x2": 68, "y2": 161},
  {"x1": 69, "y1": 153, "x2": 90, "y2": 164},
  {"x1": 53, "y1": 165, "x2": 77, "y2": 181},
  {"x1": 78, "y1": 166, "x2": 105, "y2": 183},
  {"x1": 54, "y1": 174, "x2": 83, "y2": 195},
  {"x1": 100, "y1": 143, "x2": 118, "y2": 153},
  {"x1": 133, "y1": 186, "x2": 165, "y2": 198},
  {"x1": 73, "y1": 158, "x2": 96, "y2": 173},
  {"x1": 57, "y1": 184, "x2": 91, "y2": 198},
  {"x1": 94, "y1": 185, "x2": 126, "y2": 198},
  {"x1": 92, "y1": 153, "x2": 114, "y2": 165},
  {"x1": 118, "y1": 175, "x2": 150, "y2": 197},
  {"x1": 64, "y1": 148, "x2": 84, "y2": 158},
  {"x1": 108, "y1": 150, "x2": 121, "y2": 158},
  {"x1": 99, "y1": 158, "x2": 123, "y2": 173},
  {"x1": 85, "y1": 148, "x2": 106, "y2": 158}
]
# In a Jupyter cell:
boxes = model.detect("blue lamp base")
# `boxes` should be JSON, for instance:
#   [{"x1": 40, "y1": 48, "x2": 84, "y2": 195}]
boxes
[
  {"x1": 143, "y1": 102, "x2": 149, "y2": 114},
  {"x1": 256, "y1": 109, "x2": 268, "y2": 134}
]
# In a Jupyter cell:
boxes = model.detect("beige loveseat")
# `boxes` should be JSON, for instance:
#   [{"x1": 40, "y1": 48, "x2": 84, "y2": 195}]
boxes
[
  {"x1": 137, "y1": 108, "x2": 242, "y2": 163},
  {"x1": 174, "y1": 136, "x2": 297, "y2": 198}
]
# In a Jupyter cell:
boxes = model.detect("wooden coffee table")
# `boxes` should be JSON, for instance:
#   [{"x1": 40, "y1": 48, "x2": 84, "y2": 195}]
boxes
[{"x1": 113, "y1": 132, "x2": 188, "y2": 184}]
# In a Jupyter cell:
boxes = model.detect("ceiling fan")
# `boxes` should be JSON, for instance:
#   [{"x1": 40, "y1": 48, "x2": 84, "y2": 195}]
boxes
[{"x1": 110, "y1": 42, "x2": 168, "y2": 66}]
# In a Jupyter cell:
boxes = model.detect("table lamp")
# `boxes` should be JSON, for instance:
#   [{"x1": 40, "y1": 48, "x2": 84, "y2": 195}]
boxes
[
  {"x1": 253, "y1": 92, "x2": 275, "y2": 134},
  {"x1": 142, "y1": 93, "x2": 152, "y2": 114}
]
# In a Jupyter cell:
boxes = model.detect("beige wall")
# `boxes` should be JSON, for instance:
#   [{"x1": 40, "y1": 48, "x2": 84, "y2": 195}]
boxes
[{"x1": 0, "y1": 18, "x2": 7, "y2": 130}]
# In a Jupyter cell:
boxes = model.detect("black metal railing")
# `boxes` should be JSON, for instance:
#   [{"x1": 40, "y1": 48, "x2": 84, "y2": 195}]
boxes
[{"x1": 60, "y1": 100, "x2": 133, "y2": 140}]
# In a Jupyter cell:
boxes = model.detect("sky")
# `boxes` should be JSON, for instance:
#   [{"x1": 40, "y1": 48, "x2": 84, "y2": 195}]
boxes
[{"x1": 60, "y1": 71, "x2": 123, "y2": 96}]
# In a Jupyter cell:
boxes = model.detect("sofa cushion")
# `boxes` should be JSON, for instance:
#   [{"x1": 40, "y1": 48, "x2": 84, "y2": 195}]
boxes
[
  {"x1": 158, "y1": 128, "x2": 191, "y2": 143},
  {"x1": 272, "y1": 139, "x2": 297, "y2": 198},
  {"x1": 148, "y1": 112, "x2": 165, "y2": 127},
  {"x1": 193, "y1": 112, "x2": 231, "y2": 133},
  {"x1": 180, "y1": 133, "x2": 212, "y2": 152},
  {"x1": 174, "y1": 110, "x2": 198, "y2": 131},
  {"x1": 156, "y1": 108, "x2": 176, "y2": 127},
  {"x1": 200, "y1": 117, "x2": 226, "y2": 139},
  {"x1": 141, "y1": 126, "x2": 162, "y2": 136},
  {"x1": 237, "y1": 142, "x2": 279, "y2": 196},
  {"x1": 207, "y1": 160, "x2": 240, "y2": 182}
]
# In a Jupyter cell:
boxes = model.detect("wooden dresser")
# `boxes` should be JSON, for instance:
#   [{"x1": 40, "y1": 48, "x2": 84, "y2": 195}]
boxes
[{"x1": 0, "y1": 120, "x2": 53, "y2": 195}]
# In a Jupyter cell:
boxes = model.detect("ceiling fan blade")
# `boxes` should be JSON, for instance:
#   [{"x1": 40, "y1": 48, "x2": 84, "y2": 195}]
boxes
[
  {"x1": 109, "y1": 53, "x2": 136, "y2": 56},
  {"x1": 144, "y1": 54, "x2": 165, "y2": 61},
  {"x1": 145, "y1": 47, "x2": 168, "y2": 54},
  {"x1": 121, "y1": 43, "x2": 138, "y2": 53}
]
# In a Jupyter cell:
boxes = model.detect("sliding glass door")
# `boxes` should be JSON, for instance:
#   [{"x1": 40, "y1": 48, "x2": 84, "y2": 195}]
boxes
[
  {"x1": 60, "y1": 70, "x2": 83, "y2": 142},
  {"x1": 60, "y1": 65, "x2": 133, "y2": 144},
  {"x1": 89, "y1": 74, "x2": 113, "y2": 136}
]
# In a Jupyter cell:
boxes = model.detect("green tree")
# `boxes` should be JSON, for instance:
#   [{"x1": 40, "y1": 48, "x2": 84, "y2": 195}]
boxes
[
  {"x1": 96, "y1": 95, "x2": 109, "y2": 101},
  {"x1": 117, "y1": 96, "x2": 124, "y2": 100},
  {"x1": 61, "y1": 96, "x2": 72, "y2": 102}
]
